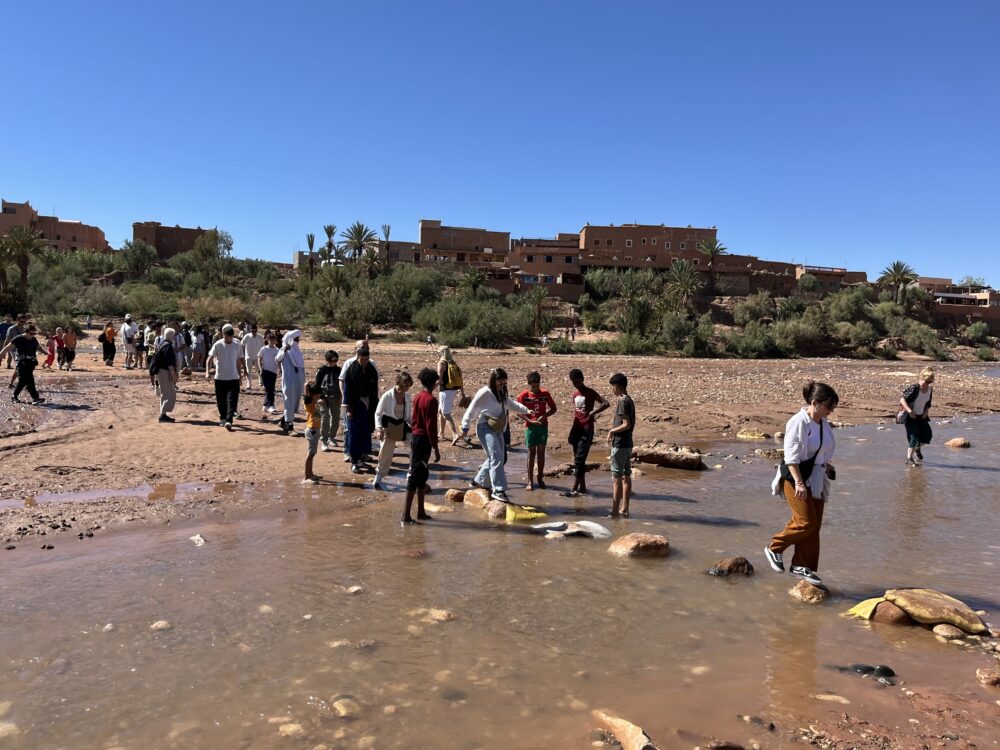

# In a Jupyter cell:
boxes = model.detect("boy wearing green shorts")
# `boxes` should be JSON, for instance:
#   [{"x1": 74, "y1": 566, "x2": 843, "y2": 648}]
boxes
[{"x1": 517, "y1": 371, "x2": 558, "y2": 491}]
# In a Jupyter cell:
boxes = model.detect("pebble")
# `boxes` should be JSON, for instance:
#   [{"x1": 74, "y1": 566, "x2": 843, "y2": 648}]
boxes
[
  {"x1": 690, "y1": 665, "x2": 711, "y2": 675},
  {"x1": 258, "y1": 604, "x2": 274, "y2": 614},
  {"x1": 332, "y1": 697, "x2": 362, "y2": 718},
  {"x1": 102, "y1": 623, "x2": 115, "y2": 632},
  {"x1": 383, "y1": 705, "x2": 397, "y2": 715},
  {"x1": 278, "y1": 723, "x2": 305, "y2": 737},
  {"x1": 0, "y1": 722, "x2": 20, "y2": 738},
  {"x1": 814, "y1": 694, "x2": 850, "y2": 704},
  {"x1": 302, "y1": 614, "x2": 313, "y2": 620},
  {"x1": 357, "y1": 735, "x2": 376, "y2": 749},
  {"x1": 150, "y1": 620, "x2": 172, "y2": 631},
  {"x1": 347, "y1": 585, "x2": 364, "y2": 595}
]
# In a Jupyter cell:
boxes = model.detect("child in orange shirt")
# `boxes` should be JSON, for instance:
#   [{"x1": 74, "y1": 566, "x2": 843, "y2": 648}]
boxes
[{"x1": 302, "y1": 382, "x2": 326, "y2": 485}]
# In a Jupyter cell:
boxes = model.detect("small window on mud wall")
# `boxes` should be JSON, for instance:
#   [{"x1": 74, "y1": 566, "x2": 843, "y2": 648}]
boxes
[{"x1": 626, "y1": 240, "x2": 632, "y2": 247}]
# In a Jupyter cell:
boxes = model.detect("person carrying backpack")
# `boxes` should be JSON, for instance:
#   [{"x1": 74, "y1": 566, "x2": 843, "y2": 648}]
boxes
[
  {"x1": 437, "y1": 346, "x2": 467, "y2": 446},
  {"x1": 313, "y1": 350, "x2": 342, "y2": 451},
  {"x1": 899, "y1": 367, "x2": 935, "y2": 466},
  {"x1": 150, "y1": 328, "x2": 178, "y2": 423}
]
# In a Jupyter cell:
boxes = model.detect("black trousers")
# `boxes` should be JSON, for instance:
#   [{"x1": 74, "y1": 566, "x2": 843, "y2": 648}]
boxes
[
  {"x1": 102, "y1": 341, "x2": 116, "y2": 364},
  {"x1": 13, "y1": 360, "x2": 39, "y2": 401},
  {"x1": 214, "y1": 379, "x2": 240, "y2": 422},
  {"x1": 407, "y1": 433, "x2": 432, "y2": 491},
  {"x1": 569, "y1": 426, "x2": 594, "y2": 478},
  {"x1": 261, "y1": 369, "x2": 277, "y2": 408}
]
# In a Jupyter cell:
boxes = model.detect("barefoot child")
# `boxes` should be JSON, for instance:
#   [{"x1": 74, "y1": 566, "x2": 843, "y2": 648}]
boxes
[
  {"x1": 516, "y1": 371, "x2": 557, "y2": 490},
  {"x1": 607, "y1": 372, "x2": 635, "y2": 517},
  {"x1": 302, "y1": 382, "x2": 326, "y2": 484},
  {"x1": 559, "y1": 368, "x2": 609, "y2": 498},
  {"x1": 402, "y1": 368, "x2": 441, "y2": 525}
]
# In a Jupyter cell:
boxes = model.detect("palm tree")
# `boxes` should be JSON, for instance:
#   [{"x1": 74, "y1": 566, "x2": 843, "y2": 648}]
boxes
[
  {"x1": 339, "y1": 221, "x2": 379, "y2": 260},
  {"x1": 318, "y1": 264, "x2": 349, "y2": 299},
  {"x1": 359, "y1": 248, "x2": 383, "y2": 279},
  {"x1": 877, "y1": 261, "x2": 918, "y2": 304},
  {"x1": 381, "y1": 224, "x2": 391, "y2": 263},
  {"x1": 526, "y1": 285, "x2": 549, "y2": 336},
  {"x1": 665, "y1": 259, "x2": 704, "y2": 312},
  {"x1": 306, "y1": 233, "x2": 316, "y2": 279},
  {"x1": 459, "y1": 267, "x2": 487, "y2": 297},
  {"x1": 697, "y1": 238, "x2": 728, "y2": 297},
  {"x1": 321, "y1": 224, "x2": 337, "y2": 265},
  {"x1": 3, "y1": 226, "x2": 49, "y2": 308}
]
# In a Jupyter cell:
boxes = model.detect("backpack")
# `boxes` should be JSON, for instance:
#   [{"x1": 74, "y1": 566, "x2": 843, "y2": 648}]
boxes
[
  {"x1": 149, "y1": 342, "x2": 168, "y2": 376},
  {"x1": 97, "y1": 331, "x2": 107, "y2": 343},
  {"x1": 446, "y1": 360, "x2": 463, "y2": 389}
]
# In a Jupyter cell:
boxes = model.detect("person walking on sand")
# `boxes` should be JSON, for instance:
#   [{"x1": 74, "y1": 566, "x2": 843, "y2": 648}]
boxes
[
  {"x1": 276, "y1": 329, "x2": 306, "y2": 434},
  {"x1": 343, "y1": 346, "x2": 379, "y2": 474},
  {"x1": 373, "y1": 372, "x2": 413, "y2": 489},
  {"x1": 241, "y1": 324, "x2": 264, "y2": 391},
  {"x1": 61, "y1": 327, "x2": 77, "y2": 371},
  {"x1": 461, "y1": 367, "x2": 531, "y2": 503},
  {"x1": 0, "y1": 324, "x2": 46, "y2": 404},
  {"x1": 206, "y1": 324, "x2": 243, "y2": 431},
  {"x1": 301, "y1": 382, "x2": 326, "y2": 484},
  {"x1": 606, "y1": 373, "x2": 635, "y2": 517},
  {"x1": 42, "y1": 329, "x2": 58, "y2": 369},
  {"x1": 765, "y1": 381, "x2": 839, "y2": 587},
  {"x1": 313, "y1": 350, "x2": 342, "y2": 451},
  {"x1": 516, "y1": 371, "x2": 557, "y2": 491},
  {"x1": 101, "y1": 320, "x2": 117, "y2": 366},
  {"x1": 150, "y1": 327, "x2": 178, "y2": 423},
  {"x1": 258, "y1": 332, "x2": 280, "y2": 415},
  {"x1": 559, "y1": 368, "x2": 610, "y2": 498},
  {"x1": 402, "y1": 367, "x2": 441, "y2": 525},
  {"x1": 5, "y1": 315, "x2": 26, "y2": 388},
  {"x1": 120, "y1": 314, "x2": 138, "y2": 370},
  {"x1": 900, "y1": 367, "x2": 935, "y2": 467},
  {"x1": 436, "y1": 346, "x2": 467, "y2": 445}
]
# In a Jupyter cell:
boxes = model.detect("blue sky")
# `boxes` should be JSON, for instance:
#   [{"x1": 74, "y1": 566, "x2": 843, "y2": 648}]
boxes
[{"x1": 3, "y1": 1, "x2": 998, "y2": 283}]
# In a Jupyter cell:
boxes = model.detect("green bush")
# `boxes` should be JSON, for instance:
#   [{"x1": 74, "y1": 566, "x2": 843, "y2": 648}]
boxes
[
  {"x1": 875, "y1": 345, "x2": 898, "y2": 360},
  {"x1": 733, "y1": 290, "x2": 776, "y2": 326},
  {"x1": 177, "y1": 295, "x2": 248, "y2": 324},
  {"x1": 824, "y1": 287, "x2": 871, "y2": 324},
  {"x1": 581, "y1": 307, "x2": 610, "y2": 332},
  {"x1": 34, "y1": 314, "x2": 83, "y2": 336},
  {"x1": 834, "y1": 320, "x2": 877, "y2": 349},
  {"x1": 661, "y1": 311, "x2": 695, "y2": 350},
  {"x1": 773, "y1": 318, "x2": 826, "y2": 355},
  {"x1": 976, "y1": 346, "x2": 996, "y2": 362},
  {"x1": 256, "y1": 295, "x2": 299, "y2": 326},
  {"x1": 727, "y1": 320, "x2": 783, "y2": 358},
  {"x1": 78, "y1": 285, "x2": 126, "y2": 317},
  {"x1": 777, "y1": 296, "x2": 808, "y2": 320},
  {"x1": 903, "y1": 322, "x2": 947, "y2": 359},
  {"x1": 548, "y1": 337, "x2": 574, "y2": 354},
  {"x1": 313, "y1": 327, "x2": 348, "y2": 343},
  {"x1": 123, "y1": 283, "x2": 171, "y2": 317},
  {"x1": 683, "y1": 314, "x2": 717, "y2": 357},
  {"x1": 965, "y1": 322, "x2": 990, "y2": 345}
]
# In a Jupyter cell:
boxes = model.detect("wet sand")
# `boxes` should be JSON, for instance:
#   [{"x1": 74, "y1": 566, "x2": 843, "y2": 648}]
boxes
[{"x1": 2, "y1": 339, "x2": 999, "y2": 544}]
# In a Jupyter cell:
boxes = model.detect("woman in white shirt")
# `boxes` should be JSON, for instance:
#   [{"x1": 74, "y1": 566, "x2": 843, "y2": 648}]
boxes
[
  {"x1": 460, "y1": 368, "x2": 530, "y2": 503},
  {"x1": 765, "y1": 381, "x2": 838, "y2": 587},
  {"x1": 372, "y1": 372, "x2": 413, "y2": 490},
  {"x1": 900, "y1": 367, "x2": 934, "y2": 466}
]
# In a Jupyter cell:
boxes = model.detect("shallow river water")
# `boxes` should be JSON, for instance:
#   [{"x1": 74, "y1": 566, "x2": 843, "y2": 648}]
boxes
[{"x1": 2, "y1": 417, "x2": 1000, "y2": 748}]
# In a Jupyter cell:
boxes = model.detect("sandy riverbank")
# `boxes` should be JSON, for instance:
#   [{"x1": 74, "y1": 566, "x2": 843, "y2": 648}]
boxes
[{"x1": 2, "y1": 339, "x2": 998, "y2": 545}]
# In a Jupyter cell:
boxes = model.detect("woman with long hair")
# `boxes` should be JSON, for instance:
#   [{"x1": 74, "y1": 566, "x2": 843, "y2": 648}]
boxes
[{"x1": 460, "y1": 367, "x2": 530, "y2": 503}]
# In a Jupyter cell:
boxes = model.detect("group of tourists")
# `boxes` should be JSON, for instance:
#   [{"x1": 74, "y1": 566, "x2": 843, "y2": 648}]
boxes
[{"x1": 2, "y1": 310, "x2": 946, "y2": 584}]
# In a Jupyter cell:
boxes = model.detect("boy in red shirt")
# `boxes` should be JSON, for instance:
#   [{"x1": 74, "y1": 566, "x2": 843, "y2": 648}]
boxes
[
  {"x1": 516, "y1": 371, "x2": 557, "y2": 490},
  {"x1": 403, "y1": 367, "x2": 441, "y2": 525},
  {"x1": 559, "y1": 368, "x2": 609, "y2": 498}
]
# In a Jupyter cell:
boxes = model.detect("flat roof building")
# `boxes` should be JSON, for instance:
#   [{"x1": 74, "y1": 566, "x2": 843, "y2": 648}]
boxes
[
  {"x1": 133, "y1": 221, "x2": 209, "y2": 260},
  {"x1": 1, "y1": 198, "x2": 109, "y2": 251}
]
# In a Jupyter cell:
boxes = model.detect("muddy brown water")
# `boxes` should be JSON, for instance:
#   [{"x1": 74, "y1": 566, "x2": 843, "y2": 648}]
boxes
[{"x1": 1, "y1": 418, "x2": 999, "y2": 748}]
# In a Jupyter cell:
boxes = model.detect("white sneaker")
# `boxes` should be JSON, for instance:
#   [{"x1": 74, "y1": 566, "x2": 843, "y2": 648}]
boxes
[
  {"x1": 302, "y1": 477, "x2": 319, "y2": 485},
  {"x1": 790, "y1": 566, "x2": 823, "y2": 586},
  {"x1": 764, "y1": 546, "x2": 784, "y2": 573},
  {"x1": 321, "y1": 441, "x2": 332, "y2": 452}
]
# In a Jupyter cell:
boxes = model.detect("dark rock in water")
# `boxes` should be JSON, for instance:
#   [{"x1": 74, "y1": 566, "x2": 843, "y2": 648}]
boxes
[
  {"x1": 850, "y1": 664, "x2": 876, "y2": 674},
  {"x1": 707, "y1": 556, "x2": 754, "y2": 577},
  {"x1": 439, "y1": 687, "x2": 468, "y2": 702},
  {"x1": 828, "y1": 663, "x2": 896, "y2": 686},
  {"x1": 706, "y1": 742, "x2": 744, "y2": 750},
  {"x1": 871, "y1": 600, "x2": 915, "y2": 626}
]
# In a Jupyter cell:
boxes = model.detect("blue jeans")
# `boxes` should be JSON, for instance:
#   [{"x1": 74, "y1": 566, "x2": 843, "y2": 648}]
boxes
[{"x1": 474, "y1": 421, "x2": 507, "y2": 492}]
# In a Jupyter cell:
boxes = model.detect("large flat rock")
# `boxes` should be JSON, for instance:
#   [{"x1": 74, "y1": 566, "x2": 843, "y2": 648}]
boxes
[{"x1": 884, "y1": 588, "x2": 986, "y2": 634}]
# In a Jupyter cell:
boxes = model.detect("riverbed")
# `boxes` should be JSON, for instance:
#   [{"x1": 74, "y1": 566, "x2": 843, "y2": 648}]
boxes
[{"x1": 1, "y1": 417, "x2": 999, "y2": 748}]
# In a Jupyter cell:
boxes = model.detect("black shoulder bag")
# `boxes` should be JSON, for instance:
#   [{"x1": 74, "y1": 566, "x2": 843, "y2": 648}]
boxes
[{"x1": 779, "y1": 421, "x2": 823, "y2": 484}]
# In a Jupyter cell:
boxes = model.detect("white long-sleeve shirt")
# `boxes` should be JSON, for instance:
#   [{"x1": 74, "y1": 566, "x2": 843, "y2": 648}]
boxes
[
  {"x1": 374, "y1": 387, "x2": 411, "y2": 426},
  {"x1": 771, "y1": 407, "x2": 836, "y2": 499},
  {"x1": 461, "y1": 386, "x2": 530, "y2": 431}
]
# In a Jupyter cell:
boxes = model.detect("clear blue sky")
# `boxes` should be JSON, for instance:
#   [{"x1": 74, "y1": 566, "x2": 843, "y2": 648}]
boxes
[{"x1": 4, "y1": 1, "x2": 998, "y2": 284}]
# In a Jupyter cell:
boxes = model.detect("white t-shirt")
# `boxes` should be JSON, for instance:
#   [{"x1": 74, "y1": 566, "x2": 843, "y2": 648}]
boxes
[
  {"x1": 911, "y1": 388, "x2": 931, "y2": 416},
  {"x1": 258, "y1": 346, "x2": 279, "y2": 374},
  {"x1": 120, "y1": 322, "x2": 137, "y2": 343},
  {"x1": 208, "y1": 339, "x2": 242, "y2": 380},
  {"x1": 241, "y1": 333, "x2": 264, "y2": 361}
]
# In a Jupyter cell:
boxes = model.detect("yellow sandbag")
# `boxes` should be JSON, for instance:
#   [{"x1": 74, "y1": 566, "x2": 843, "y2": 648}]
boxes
[
  {"x1": 505, "y1": 503, "x2": 547, "y2": 523},
  {"x1": 843, "y1": 597, "x2": 885, "y2": 620}
]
